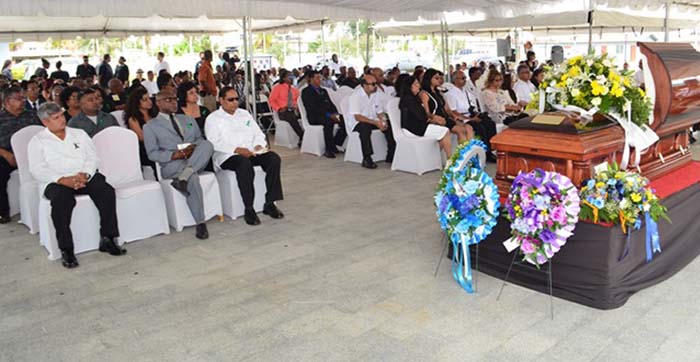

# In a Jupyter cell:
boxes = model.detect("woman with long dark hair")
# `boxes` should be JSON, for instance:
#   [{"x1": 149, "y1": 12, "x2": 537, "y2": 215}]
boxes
[
  {"x1": 124, "y1": 86, "x2": 157, "y2": 175},
  {"x1": 418, "y1": 68, "x2": 471, "y2": 143},
  {"x1": 60, "y1": 86, "x2": 82, "y2": 121},
  {"x1": 176, "y1": 81, "x2": 210, "y2": 133},
  {"x1": 399, "y1": 76, "x2": 452, "y2": 155}
]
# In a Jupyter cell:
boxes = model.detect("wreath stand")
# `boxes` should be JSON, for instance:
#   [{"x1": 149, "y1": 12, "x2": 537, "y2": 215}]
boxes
[
  {"x1": 496, "y1": 252, "x2": 555, "y2": 320},
  {"x1": 434, "y1": 233, "x2": 480, "y2": 293}
]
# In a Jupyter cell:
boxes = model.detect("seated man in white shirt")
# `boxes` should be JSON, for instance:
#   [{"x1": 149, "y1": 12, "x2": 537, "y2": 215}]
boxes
[
  {"x1": 346, "y1": 74, "x2": 396, "y2": 169},
  {"x1": 444, "y1": 70, "x2": 498, "y2": 162},
  {"x1": 512, "y1": 64, "x2": 537, "y2": 107},
  {"x1": 28, "y1": 102, "x2": 125, "y2": 269},
  {"x1": 205, "y1": 86, "x2": 284, "y2": 226}
]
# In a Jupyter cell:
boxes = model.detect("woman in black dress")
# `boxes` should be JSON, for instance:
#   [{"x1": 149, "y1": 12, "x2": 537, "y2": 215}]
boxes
[
  {"x1": 177, "y1": 81, "x2": 211, "y2": 134},
  {"x1": 399, "y1": 76, "x2": 452, "y2": 155},
  {"x1": 124, "y1": 86, "x2": 158, "y2": 178},
  {"x1": 418, "y1": 68, "x2": 472, "y2": 144}
]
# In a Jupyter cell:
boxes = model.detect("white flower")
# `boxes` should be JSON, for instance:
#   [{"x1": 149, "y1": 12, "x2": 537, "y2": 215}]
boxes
[
  {"x1": 603, "y1": 59, "x2": 612, "y2": 68},
  {"x1": 591, "y1": 97, "x2": 602, "y2": 106},
  {"x1": 601, "y1": 86, "x2": 609, "y2": 96},
  {"x1": 620, "y1": 198, "x2": 629, "y2": 209},
  {"x1": 571, "y1": 88, "x2": 580, "y2": 97},
  {"x1": 596, "y1": 75, "x2": 607, "y2": 84},
  {"x1": 587, "y1": 59, "x2": 594, "y2": 67}
]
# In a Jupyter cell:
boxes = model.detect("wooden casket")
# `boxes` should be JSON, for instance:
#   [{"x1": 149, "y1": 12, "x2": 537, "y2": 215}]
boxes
[{"x1": 491, "y1": 42, "x2": 700, "y2": 197}]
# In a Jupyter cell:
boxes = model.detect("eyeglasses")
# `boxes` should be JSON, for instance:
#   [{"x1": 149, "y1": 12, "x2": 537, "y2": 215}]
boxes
[
  {"x1": 365, "y1": 82, "x2": 377, "y2": 86},
  {"x1": 455, "y1": 77, "x2": 467, "y2": 80},
  {"x1": 161, "y1": 97, "x2": 177, "y2": 102},
  {"x1": 226, "y1": 97, "x2": 239, "y2": 102}
]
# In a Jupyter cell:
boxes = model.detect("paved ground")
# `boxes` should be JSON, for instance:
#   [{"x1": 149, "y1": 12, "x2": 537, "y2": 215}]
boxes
[{"x1": 1, "y1": 142, "x2": 699, "y2": 362}]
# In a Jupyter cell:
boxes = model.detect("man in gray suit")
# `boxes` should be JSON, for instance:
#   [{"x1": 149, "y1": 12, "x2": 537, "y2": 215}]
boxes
[
  {"x1": 143, "y1": 89, "x2": 214, "y2": 239},
  {"x1": 67, "y1": 88, "x2": 119, "y2": 137}
]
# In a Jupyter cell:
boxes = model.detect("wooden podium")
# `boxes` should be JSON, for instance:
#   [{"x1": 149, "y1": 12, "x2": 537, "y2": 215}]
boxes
[{"x1": 492, "y1": 42, "x2": 700, "y2": 197}]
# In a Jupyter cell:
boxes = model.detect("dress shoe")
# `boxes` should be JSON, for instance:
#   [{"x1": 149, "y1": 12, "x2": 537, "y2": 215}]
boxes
[
  {"x1": 323, "y1": 151, "x2": 336, "y2": 159},
  {"x1": 195, "y1": 223, "x2": 209, "y2": 240},
  {"x1": 170, "y1": 179, "x2": 190, "y2": 197},
  {"x1": 0, "y1": 214, "x2": 10, "y2": 224},
  {"x1": 361, "y1": 157, "x2": 378, "y2": 169},
  {"x1": 244, "y1": 209, "x2": 261, "y2": 226},
  {"x1": 61, "y1": 250, "x2": 79, "y2": 269},
  {"x1": 263, "y1": 203, "x2": 284, "y2": 219},
  {"x1": 99, "y1": 237, "x2": 127, "y2": 256}
]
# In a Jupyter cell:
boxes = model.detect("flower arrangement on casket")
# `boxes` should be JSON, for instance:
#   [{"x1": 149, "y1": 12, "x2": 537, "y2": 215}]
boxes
[
  {"x1": 530, "y1": 53, "x2": 652, "y2": 130},
  {"x1": 504, "y1": 169, "x2": 581, "y2": 266},
  {"x1": 435, "y1": 140, "x2": 500, "y2": 292},
  {"x1": 579, "y1": 163, "x2": 669, "y2": 261}
]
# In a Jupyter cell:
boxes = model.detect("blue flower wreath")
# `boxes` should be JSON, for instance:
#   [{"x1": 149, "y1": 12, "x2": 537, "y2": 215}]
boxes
[{"x1": 435, "y1": 139, "x2": 500, "y2": 293}]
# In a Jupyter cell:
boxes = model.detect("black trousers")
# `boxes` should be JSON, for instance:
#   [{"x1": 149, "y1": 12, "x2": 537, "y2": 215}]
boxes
[
  {"x1": 278, "y1": 109, "x2": 304, "y2": 139},
  {"x1": 308, "y1": 116, "x2": 347, "y2": 153},
  {"x1": 0, "y1": 157, "x2": 16, "y2": 217},
  {"x1": 503, "y1": 113, "x2": 529, "y2": 126},
  {"x1": 353, "y1": 122, "x2": 396, "y2": 160},
  {"x1": 44, "y1": 173, "x2": 119, "y2": 252},
  {"x1": 467, "y1": 114, "x2": 498, "y2": 151},
  {"x1": 220, "y1": 152, "x2": 283, "y2": 210}
]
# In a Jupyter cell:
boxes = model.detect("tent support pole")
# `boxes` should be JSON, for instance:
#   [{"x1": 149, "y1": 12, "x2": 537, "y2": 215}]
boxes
[
  {"x1": 587, "y1": 0, "x2": 594, "y2": 53},
  {"x1": 321, "y1": 20, "x2": 326, "y2": 67},
  {"x1": 365, "y1": 21, "x2": 371, "y2": 67},
  {"x1": 664, "y1": 2, "x2": 671, "y2": 42}
]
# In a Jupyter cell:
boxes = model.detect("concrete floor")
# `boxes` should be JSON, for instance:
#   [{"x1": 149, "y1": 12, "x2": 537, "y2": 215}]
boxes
[{"x1": 1, "y1": 142, "x2": 699, "y2": 362}]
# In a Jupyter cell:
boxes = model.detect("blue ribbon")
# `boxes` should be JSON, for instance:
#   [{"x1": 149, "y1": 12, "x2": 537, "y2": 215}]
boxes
[
  {"x1": 645, "y1": 211, "x2": 661, "y2": 262},
  {"x1": 450, "y1": 236, "x2": 474, "y2": 293}
]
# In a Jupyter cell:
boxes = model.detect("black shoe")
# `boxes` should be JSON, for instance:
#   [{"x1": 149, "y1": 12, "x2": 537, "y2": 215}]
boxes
[
  {"x1": 263, "y1": 203, "x2": 285, "y2": 219},
  {"x1": 361, "y1": 157, "x2": 378, "y2": 169},
  {"x1": 0, "y1": 214, "x2": 10, "y2": 224},
  {"x1": 333, "y1": 145, "x2": 344, "y2": 154},
  {"x1": 195, "y1": 223, "x2": 209, "y2": 240},
  {"x1": 323, "y1": 151, "x2": 336, "y2": 158},
  {"x1": 61, "y1": 250, "x2": 79, "y2": 269},
  {"x1": 170, "y1": 179, "x2": 190, "y2": 197},
  {"x1": 99, "y1": 237, "x2": 127, "y2": 256},
  {"x1": 244, "y1": 209, "x2": 261, "y2": 226}
]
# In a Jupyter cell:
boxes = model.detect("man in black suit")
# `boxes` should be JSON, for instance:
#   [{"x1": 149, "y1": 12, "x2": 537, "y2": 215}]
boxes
[
  {"x1": 76, "y1": 56, "x2": 96, "y2": 80},
  {"x1": 301, "y1": 70, "x2": 347, "y2": 158},
  {"x1": 22, "y1": 79, "x2": 45, "y2": 111}
]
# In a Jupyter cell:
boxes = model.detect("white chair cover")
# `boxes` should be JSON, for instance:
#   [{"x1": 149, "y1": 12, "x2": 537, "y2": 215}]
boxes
[
  {"x1": 154, "y1": 163, "x2": 223, "y2": 232},
  {"x1": 8, "y1": 170, "x2": 19, "y2": 216},
  {"x1": 337, "y1": 86, "x2": 354, "y2": 100},
  {"x1": 386, "y1": 98, "x2": 442, "y2": 175},
  {"x1": 298, "y1": 96, "x2": 325, "y2": 156},
  {"x1": 272, "y1": 110, "x2": 300, "y2": 149},
  {"x1": 10, "y1": 125, "x2": 44, "y2": 233},
  {"x1": 110, "y1": 110, "x2": 126, "y2": 128},
  {"x1": 216, "y1": 166, "x2": 266, "y2": 219},
  {"x1": 93, "y1": 127, "x2": 170, "y2": 243},
  {"x1": 341, "y1": 97, "x2": 388, "y2": 164}
]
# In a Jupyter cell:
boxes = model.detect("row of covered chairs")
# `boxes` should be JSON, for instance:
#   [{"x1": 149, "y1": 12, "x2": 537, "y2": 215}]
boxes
[
  {"x1": 10, "y1": 126, "x2": 265, "y2": 260},
  {"x1": 272, "y1": 85, "x2": 444, "y2": 175}
]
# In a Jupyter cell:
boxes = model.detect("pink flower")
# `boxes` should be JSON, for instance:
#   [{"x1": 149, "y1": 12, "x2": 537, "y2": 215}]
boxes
[
  {"x1": 521, "y1": 238, "x2": 536, "y2": 254},
  {"x1": 551, "y1": 206, "x2": 567, "y2": 224}
]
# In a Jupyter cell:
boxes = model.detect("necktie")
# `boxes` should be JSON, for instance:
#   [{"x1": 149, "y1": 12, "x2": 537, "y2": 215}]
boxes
[
  {"x1": 286, "y1": 85, "x2": 293, "y2": 109},
  {"x1": 170, "y1": 114, "x2": 184, "y2": 140}
]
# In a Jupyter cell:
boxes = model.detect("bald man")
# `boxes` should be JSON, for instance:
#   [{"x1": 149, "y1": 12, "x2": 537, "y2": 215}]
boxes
[
  {"x1": 143, "y1": 90, "x2": 214, "y2": 239},
  {"x1": 346, "y1": 74, "x2": 396, "y2": 169}
]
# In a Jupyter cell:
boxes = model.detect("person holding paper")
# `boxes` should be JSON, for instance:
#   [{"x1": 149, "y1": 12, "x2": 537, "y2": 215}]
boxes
[
  {"x1": 205, "y1": 87, "x2": 285, "y2": 226},
  {"x1": 143, "y1": 89, "x2": 214, "y2": 239}
]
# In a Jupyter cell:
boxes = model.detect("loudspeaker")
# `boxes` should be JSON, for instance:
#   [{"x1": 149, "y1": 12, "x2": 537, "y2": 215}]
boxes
[
  {"x1": 551, "y1": 45, "x2": 564, "y2": 64},
  {"x1": 497, "y1": 37, "x2": 511, "y2": 57}
]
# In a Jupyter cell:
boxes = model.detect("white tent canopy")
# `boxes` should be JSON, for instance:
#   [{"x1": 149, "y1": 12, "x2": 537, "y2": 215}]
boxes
[
  {"x1": 0, "y1": 16, "x2": 324, "y2": 42},
  {"x1": 375, "y1": 10, "x2": 700, "y2": 36}
]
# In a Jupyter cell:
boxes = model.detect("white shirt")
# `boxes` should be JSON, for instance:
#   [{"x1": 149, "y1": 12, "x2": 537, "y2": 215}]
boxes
[
  {"x1": 383, "y1": 85, "x2": 396, "y2": 98},
  {"x1": 154, "y1": 60, "x2": 170, "y2": 76},
  {"x1": 28, "y1": 127, "x2": 98, "y2": 192},
  {"x1": 205, "y1": 108, "x2": 267, "y2": 170},
  {"x1": 513, "y1": 79, "x2": 537, "y2": 104},
  {"x1": 141, "y1": 80, "x2": 159, "y2": 96},
  {"x1": 321, "y1": 77, "x2": 337, "y2": 91},
  {"x1": 346, "y1": 87, "x2": 384, "y2": 132},
  {"x1": 634, "y1": 70, "x2": 644, "y2": 86},
  {"x1": 465, "y1": 79, "x2": 484, "y2": 112},
  {"x1": 330, "y1": 60, "x2": 343, "y2": 75},
  {"x1": 443, "y1": 83, "x2": 471, "y2": 114}
]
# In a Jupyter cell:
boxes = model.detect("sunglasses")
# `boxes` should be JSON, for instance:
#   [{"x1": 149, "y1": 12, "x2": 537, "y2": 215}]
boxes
[
  {"x1": 226, "y1": 97, "x2": 239, "y2": 102},
  {"x1": 365, "y1": 82, "x2": 377, "y2": 86}
]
